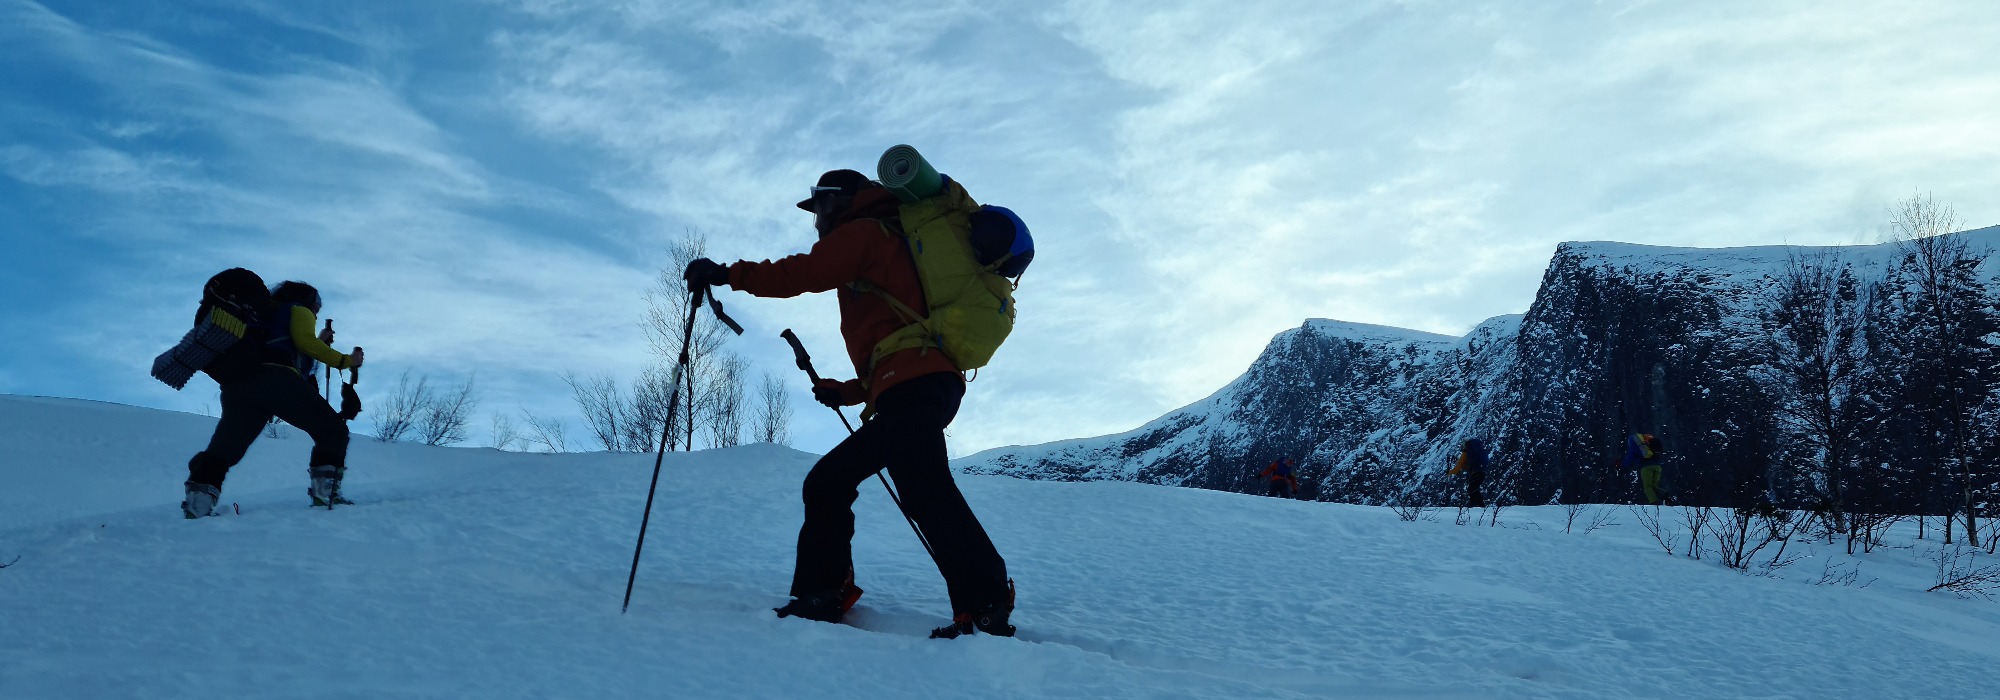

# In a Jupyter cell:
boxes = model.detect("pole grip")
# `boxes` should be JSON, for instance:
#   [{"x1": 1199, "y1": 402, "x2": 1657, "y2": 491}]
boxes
[{"x1": 779, "y1": 329, "x2": 823, "y2": 383}]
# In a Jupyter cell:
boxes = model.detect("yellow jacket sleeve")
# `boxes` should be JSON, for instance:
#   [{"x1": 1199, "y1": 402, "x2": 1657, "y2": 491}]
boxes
[{"x1": 289, "y1": 305, "x2": 352, "y2": 370}]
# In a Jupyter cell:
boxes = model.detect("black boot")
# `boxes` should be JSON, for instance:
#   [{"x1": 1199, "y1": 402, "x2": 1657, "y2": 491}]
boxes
[
  {"x1": 774, "y1": 589, "x2": 852, "y2": 623},
  {"x1": 931, "y1": 579, "x2": 1016, "y2": 639},
  {"x1": 776, "y1": 568, "x2": 862, "y2": 623}
]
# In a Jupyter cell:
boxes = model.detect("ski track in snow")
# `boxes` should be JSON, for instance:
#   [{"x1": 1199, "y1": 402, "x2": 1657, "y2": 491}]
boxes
[{"x1": 2, "y1": 396, "x2": 1997, "y2": 699}]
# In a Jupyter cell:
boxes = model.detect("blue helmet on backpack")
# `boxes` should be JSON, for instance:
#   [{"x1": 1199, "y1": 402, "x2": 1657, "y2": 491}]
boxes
[{"x1": 969, "y1": 205, "x2": 1034, "y2": 278}]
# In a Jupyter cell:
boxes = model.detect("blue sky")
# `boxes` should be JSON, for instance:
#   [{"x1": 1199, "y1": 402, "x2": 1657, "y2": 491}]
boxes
[{"x1": 4, "y1": 0, "x2": 1998, "y2": 458}]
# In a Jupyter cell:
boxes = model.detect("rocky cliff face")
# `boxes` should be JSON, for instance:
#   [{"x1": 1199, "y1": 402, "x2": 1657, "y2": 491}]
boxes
[{"x1": 960, "y1": 228, "x2": 2000, "y2": 508}]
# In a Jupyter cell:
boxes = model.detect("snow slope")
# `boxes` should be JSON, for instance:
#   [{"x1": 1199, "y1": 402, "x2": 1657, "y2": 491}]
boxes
[{"x1": 2, "y1": 395, "x2": 1997, "y2": 699}]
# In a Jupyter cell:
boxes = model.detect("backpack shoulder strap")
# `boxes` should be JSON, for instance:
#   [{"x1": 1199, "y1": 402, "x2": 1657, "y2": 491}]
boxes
[{"x1": 845, "y1": 219, "x2": 928, "y2": 327}]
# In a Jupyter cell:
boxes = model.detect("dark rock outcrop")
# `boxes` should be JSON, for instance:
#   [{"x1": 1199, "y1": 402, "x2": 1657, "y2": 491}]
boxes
[{"x1": 961, "y1": 229, "x2": 2000, "y2": 508}]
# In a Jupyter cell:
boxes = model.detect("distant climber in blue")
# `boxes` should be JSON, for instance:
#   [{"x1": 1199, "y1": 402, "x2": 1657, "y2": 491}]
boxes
[{"x1": 1620, "y1": 433, "x2": 1667, "y2": 505}]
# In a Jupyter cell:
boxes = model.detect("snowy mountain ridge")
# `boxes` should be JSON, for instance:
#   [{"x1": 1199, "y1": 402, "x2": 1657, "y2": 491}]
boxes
[
  {"x1": 1300, "y1": 318, "x2": 1460, "y2": 346},
  {"x1": 961, "y1": 227, "x2": 2000, "y2": 507}
]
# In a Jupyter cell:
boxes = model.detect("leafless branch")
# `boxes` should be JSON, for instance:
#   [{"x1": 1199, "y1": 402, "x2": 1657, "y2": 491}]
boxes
[
  {"x1": 1630, "y1": 505, "x2": 1678, "y2": 555},
  {"x1": 520, "y1": 408, "x2": 569, "y2": 454},
  {"x1": 1929, "y1": 545, "x2": 2000, "y2": 600},
  {"x1": 489, "y1": 412, "x2": 521, "y2": 451},
  {"x1": 416, "y1": 374, "x2": 478, "y2": 447},
  {"x1": 754, "y1": 371, "x2": 793, "y2": 446}
]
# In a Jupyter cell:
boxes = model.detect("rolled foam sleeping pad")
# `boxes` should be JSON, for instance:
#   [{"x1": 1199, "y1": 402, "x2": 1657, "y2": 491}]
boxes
[{"x1": 878, "y1": 144, "x2": 944, "y2": 203}]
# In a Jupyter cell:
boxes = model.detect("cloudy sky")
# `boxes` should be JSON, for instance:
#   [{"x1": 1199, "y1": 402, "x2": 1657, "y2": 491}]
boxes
[{"x1": 4, "y1": 0, "x2": 1997, "y2": 458}]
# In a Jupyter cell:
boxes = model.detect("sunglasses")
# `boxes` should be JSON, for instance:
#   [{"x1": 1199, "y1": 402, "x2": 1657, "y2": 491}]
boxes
[{"x1": 809, "y1": 186, "x2": 852, "y2": 212}]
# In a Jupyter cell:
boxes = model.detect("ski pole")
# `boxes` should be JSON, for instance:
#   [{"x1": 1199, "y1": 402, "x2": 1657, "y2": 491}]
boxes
[
  {"x1": 624, "y1": 284, "x2": 741, "y2": 614},
  {"x1": 780, "y1": 329, "x2": 935, "y2": 561}
]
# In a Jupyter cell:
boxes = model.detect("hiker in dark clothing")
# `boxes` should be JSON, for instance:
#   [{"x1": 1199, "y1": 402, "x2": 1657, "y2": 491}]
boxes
[
  {"x1": 1447, "y1": 438, "x2": 1488, "y2": 508},
  {"x1": 1258, "y1": 458, "x2": 1299, "y2": 498},
  {"x1": 683, "y1": 169, "x2": 1013, "y2": 639},
  {"x1": 182, "y1": 279, "x2": 362, "y2": 518}
]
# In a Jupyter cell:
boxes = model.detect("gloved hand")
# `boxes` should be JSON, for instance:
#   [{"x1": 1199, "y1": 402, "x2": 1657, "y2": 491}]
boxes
[
  {"x1": 348, "y1": 347, "x2": 365, "y2": 369},
  {"x1": 811, "y1": 378, "x2": 864, "y2": 409},
  {"x1": 683, "y1": 258, "x2": 730, "y2": 292},
  {"x1": 338, "y1": 381, "x2": 363, "y2": 421}
]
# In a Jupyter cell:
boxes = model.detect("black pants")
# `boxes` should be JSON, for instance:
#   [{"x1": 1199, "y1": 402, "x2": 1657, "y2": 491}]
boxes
[
  {"x1": 1266, "y1": 479, "x2": 1294, "y2": 498},
  {"x1": 1467, "y1": 471, "x2": 1486, "y2": 508},
  {"x1": 791, "y1": 372, "x2": 1008, "y2": 613},
  {"x1": 187, "y1": 364, "x2": 349, "y2": 489}
]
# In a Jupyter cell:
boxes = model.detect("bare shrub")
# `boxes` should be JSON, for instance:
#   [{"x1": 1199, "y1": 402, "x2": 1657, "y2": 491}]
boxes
[
  {"x1": 644, "y1": 231, "x2": 734, "y2": 450},
  {"x1": 1848, "y1": 512, "x2": 1905, "y2": 554},
  {"x1": 489, "y1": 413, "x2": 521, "y2": 451},
  {"x1": 1631, "y1": 505, "x2": 1678, "y2": 555},
  {"x1": 754, "y1": 371, "x2": 793, "y2": 446},
  {"x1": 1713, "y1": 503, "x2": 1805, "y2": 572},
  {"x1": 416, "y1": 374, "x2": 478, "y2": 447},
  {"x1": 566, "y1": 371, "x2": 630, "y2": 452},
  {"x1": 1390, "y1": 499, "x2": 1436, "y2": 522},
  {"x1": 371, "y1": 370, "x2": 428, "y2": 442},
  {"x1": 520, "y1": 408, "x2": 569, "y2": 454},
  {"x1": 1679, "y1": 507, "x2": 1716, "y2": 560},
  {"x1": 701, "y1": 353, "x2": 747, "y2": 449},
  {"x1": 1928, "y1": 545, "x2": 2000, "y2": 600},
  {"x1": 1585, "y1": 506, "x2": 1619, "y2": 534},
  {"x1": 624, "y1": 365, "x2": 675, "y2": 453},
  {"x1": 1815, "y1": 559, "x2": 1874, "y2": 588},
  {"x1": 1565, "y1": 504, "x2": 1619, "y2": 534}
]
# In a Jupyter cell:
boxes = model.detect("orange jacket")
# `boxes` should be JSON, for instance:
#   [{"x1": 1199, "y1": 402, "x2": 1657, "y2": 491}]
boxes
[
  {"x1": 728, "y1": 186, "x2": 961, "y2": 406},
  {"x1": 1258, "y1": 461, "x2": 1298, "y2": 490}
]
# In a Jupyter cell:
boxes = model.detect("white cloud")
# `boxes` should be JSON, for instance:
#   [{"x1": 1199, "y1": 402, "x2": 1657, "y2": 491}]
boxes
[
  {"x1": 4, "y1": 0, "x2": 663, "y2": 434},
  {"x1": 7, "y1": 0, "x2": 1999, "y2": 458}
]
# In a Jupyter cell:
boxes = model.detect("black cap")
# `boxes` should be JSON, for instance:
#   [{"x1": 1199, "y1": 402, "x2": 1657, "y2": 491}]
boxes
[{"x1": 796, "y1": 169, "x2": 875, "y2": 211}]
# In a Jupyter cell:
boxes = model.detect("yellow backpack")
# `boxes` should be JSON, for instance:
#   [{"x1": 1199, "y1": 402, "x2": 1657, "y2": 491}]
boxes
[
  {"x1": 1635, "y1": 433, "x2": 1659, "y2": 459},
  {"x1": 855, "y1": 178, "x2": 1018, "y2": 375}
]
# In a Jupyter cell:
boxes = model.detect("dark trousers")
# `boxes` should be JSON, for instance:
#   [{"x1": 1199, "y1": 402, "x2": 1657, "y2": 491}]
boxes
[
  {"x1": 791, "y1": 373, "x2": 1008, "y2": 614},
  {"x1": 187, "y1": 364, "x2": 349, "y2": 489},
  {"x1": 1266, "y1": 479, "x2": 1294, "y2": 498},
  {"x1": 1467, "y1": 471, "x2": 1486, "y2": 508}
]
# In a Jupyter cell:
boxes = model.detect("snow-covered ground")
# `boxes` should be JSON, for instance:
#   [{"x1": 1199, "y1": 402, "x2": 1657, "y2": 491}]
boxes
[{"x1": 1, "y1": 394, "x2": 1995, "y2": 699}]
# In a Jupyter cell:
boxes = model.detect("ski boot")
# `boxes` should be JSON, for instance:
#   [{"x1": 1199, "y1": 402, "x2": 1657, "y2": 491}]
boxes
[
  {"x1": 775, "y1": 569, "x2": 863, "y2": 623},
  {"x1": 182, "y1": 481, "x2": 220, "y2": 519},
  {"x1": 930, "y1": 579, "x2": 1016, "y2": 639},
  {"x1": 308, "y1": 465, "x2": 352, "y2": 508}
]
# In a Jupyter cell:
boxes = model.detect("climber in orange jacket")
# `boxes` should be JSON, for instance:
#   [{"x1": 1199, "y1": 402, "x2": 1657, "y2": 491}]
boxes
[{"x1": 1258, "y1": 458, "x2": 1299, "y2": 499}]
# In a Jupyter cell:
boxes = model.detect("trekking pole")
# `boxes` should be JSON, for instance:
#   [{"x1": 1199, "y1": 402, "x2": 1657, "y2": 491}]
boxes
[
  {"x1": 322, "y1": 320, "x2": 334, "y2": 400},
  {"x1": 779, "y1": 329, "x2": 936, "y2": 561},
  {"x1": 624, "y1": 284, "x2": 742, "y2": 614},
  {"x1": 328, "y1": 351, "x2": 359, "y2": 512}
]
